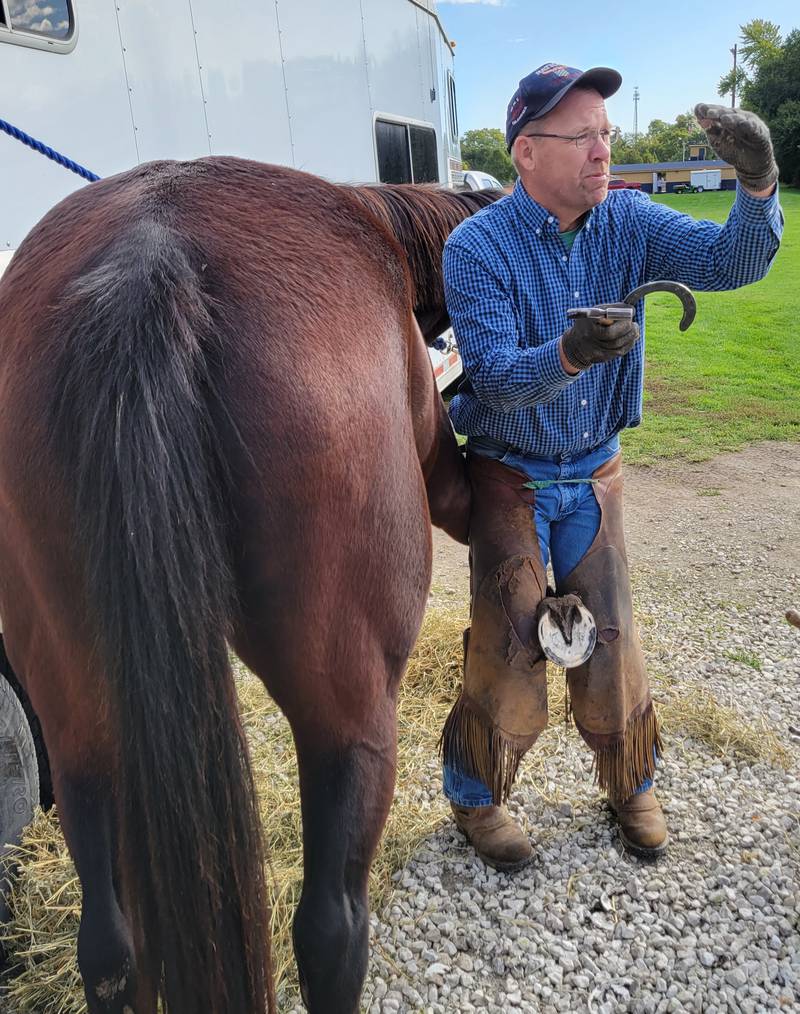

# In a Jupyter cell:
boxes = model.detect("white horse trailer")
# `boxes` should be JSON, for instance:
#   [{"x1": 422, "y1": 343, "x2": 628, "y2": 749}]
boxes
[{"x1": 0, "y1": 0, "x2": 466, "y2": 387}]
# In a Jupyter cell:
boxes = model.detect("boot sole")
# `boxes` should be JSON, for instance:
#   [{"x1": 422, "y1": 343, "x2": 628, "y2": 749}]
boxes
[
  {"x1": 618, "y1": 827, "x2": 669, "y2": 859},
  {"x1": 473, "y1": 848, "x2": 534, "y2": 873}
]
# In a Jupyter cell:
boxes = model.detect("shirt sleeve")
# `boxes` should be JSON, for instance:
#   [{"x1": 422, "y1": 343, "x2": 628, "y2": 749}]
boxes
[
  {"x1": 638, "y1": 185, "x2": 783, "y2": 291},
  {"x1": 443, "y1": 239, "x2": 578, "y2": 413}
]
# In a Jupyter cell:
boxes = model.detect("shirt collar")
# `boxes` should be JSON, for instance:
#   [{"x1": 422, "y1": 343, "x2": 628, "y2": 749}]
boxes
[{"x1": 511, "y1": 178, "x2": 601, "y2": 236}]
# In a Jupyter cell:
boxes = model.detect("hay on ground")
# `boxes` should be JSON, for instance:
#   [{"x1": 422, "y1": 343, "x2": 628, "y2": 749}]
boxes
[{"x1": 0, "y1": 604, "x2": 786, "y2": 1011}]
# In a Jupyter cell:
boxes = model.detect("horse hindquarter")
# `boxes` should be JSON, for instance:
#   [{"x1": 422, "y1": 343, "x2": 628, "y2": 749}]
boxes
[{"x1": 0, "y1": 195, "x2": 272, "y2": 1013}]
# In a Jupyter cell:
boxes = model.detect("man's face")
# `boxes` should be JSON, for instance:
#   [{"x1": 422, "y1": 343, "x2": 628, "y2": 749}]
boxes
[{"x1": 514, "y1": 88, "x2": 613, "y2": 221}]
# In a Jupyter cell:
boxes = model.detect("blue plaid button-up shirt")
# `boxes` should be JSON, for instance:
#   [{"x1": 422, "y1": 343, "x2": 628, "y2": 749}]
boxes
[{"x1": 444, "y1": 181, "x2": 783, "y2": 458}]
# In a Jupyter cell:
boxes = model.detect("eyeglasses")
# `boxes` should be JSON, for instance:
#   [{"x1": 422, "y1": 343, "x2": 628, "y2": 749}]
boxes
[{"x1": 519, "y1": 126, "x2": 621, "y2": 149}]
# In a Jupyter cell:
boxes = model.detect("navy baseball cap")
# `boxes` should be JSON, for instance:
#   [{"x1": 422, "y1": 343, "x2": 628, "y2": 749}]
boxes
[{"x1": 505, "y1": 63, "x2": 622, "y2": 150}]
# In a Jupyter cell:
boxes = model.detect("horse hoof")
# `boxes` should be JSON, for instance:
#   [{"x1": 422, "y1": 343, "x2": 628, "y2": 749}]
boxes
[{"x1": 537, "y1": 594, "x2": 596, "y2": 668}]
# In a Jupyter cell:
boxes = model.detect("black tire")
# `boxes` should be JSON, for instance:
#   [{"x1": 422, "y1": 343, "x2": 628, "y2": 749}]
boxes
[
  {"x1": 696, "y1": 186, "x2": 704, "y2": 193},
  {"x1": 0, "y1": 670, "x2": 39, "y2": 927},
  {"x1": 0, "y1": 640, "x2": 52, "y2": 810}
]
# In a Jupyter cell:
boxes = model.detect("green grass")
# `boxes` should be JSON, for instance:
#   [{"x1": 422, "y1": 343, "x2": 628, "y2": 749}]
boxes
[
  {"x1": 726, "y1": 648, "x2": 763, "y2": 671},
  {"x1": 621, "y1": 187, "x2": 799, "y2": 465}
]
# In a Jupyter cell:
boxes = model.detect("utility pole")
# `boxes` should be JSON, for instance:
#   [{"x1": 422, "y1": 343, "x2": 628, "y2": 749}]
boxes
[
  {"x1": 730, "y1": 44, "x2": 738, "y2": 108},
  {"x1": 633, "y1": 86, "x2": 640, "y2": 141}
]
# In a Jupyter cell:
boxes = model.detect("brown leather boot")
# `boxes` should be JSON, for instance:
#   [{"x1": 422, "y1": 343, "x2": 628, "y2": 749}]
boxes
[
  {"x1": 610, "y1": 788, "x2": 668, "y2": 858},
  {"x1": 451, "y1": 803, "x2": 533, "y2": 872}
]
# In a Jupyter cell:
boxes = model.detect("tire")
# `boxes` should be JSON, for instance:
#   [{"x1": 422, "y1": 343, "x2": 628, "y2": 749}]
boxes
[
  {"x1": 0, "y1": 670, "x2": 39, "y2": 927},
  {"x1": 0, "y1": 639, "x2": 52, "y2": 810},
  {"x1": 696, "y1": 186, "x2": 704, "y2": 193}
]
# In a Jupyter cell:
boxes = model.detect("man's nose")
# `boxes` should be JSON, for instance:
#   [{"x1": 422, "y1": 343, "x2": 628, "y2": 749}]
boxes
[{"x1": 589, "y1": 133, "x2": 610, "y2": 159}]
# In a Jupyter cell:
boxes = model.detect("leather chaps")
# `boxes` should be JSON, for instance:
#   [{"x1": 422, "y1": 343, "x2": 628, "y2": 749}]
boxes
[{"x1": 440, "y1": 451, "x2": 662, "y2": 804}]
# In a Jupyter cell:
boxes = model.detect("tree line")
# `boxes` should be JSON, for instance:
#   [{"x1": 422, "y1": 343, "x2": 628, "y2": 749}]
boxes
[
  {"x1": 719, "y1": 20, "x2": 800, "y2": 186},
  {"x1": 460, "y1": 20, "x2": 799, "y2": 187}
]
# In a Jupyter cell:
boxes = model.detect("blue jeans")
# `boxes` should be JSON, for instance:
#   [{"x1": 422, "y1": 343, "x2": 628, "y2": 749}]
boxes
[{"x1": 443, "y1": 435, "x2": 655, "y2": 806}]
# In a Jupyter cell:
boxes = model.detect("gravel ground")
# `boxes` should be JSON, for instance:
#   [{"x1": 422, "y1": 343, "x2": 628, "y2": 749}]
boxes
[{"x1": 300, "y1": 442, "x2": 800, "y2": 1014}]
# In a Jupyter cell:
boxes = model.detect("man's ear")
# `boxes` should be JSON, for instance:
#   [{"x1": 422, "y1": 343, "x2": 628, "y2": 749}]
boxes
[{"x1": 514, "y1": 136, "x2": 536, "y2": 173}]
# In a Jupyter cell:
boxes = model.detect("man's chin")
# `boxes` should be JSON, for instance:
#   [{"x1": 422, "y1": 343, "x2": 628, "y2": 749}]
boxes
[{"x1": 588, "y1": 183, "x2": 609, "y2": 206}]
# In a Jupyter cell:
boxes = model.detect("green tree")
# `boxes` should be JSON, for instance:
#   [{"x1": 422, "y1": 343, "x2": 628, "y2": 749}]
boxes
[
  {"x1": 740, "y1": 19, "x2": 783, "y2": 69},
  {"x1": 611, "y1": 112, "x2": 705, "y2": 165},
  {"x1": 745, "y1": 28, "x2": 800, "y2": 116},
  {"x1": 770, "y1": 99, "x2": 800, "y2": 185},
  {"x1": 745, "y1": 28, "x2": 800, "y2": 184},
  {"x1": 718, "y1": 65, "x2": 748, "y2": 104},
  {"x1": 719, "y1": 19, "x2": 782, "y2": 102},
  {"x1": 611, "y1": 133, "x2": 658, "y2": 166},
  {"x1": 460, "y1": 128, "x2": 517, "y2": 184}
]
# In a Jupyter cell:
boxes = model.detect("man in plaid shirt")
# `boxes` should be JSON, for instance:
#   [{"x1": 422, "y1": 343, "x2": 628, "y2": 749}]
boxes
[{"x1": 440, "y1": 62, "x2": 783, "y2": 870}]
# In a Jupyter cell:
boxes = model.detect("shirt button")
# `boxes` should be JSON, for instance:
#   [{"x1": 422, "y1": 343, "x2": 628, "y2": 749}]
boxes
[
  {"x1": 562, "y1": 255, "x2": 568, "y2": 261},
  {"x1": 581, "y1": 399, "x2": 588, "y2": 407},
  {"x1": 535, "y1": 228, "x2": 541, "y2": 235},
  {"x1": 583, "y1": 432, "x2": 589, "y2": 439},
  {"x1": 547, "y1": 216, "x2": 554, "y2": 224},
  {"x1": 574, "y1": 291, "x2": 580, "y2": 299}
]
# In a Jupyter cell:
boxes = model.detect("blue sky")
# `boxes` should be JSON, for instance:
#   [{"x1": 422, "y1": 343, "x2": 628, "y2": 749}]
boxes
[{"x1": 436, "y1": 0, "x2": 798, "y2": 136}]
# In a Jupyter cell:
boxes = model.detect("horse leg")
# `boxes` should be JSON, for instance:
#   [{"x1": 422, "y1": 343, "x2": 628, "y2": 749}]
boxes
[
  {"x1": 408, "y1": 318, "x2": 471, "y2": 544},
  {"x1": 291, "y1": 707, "x2": 397, "y2": 1014},
  {"x1": 234, "y1": 599, "x2": 410, "y2": 1014},
  {"x1": 1, "y1": 610, "x2": 157, "y2": 1013},
  {"x1": 54, "y1": 773, "x2": 142, "y2": 1013}
]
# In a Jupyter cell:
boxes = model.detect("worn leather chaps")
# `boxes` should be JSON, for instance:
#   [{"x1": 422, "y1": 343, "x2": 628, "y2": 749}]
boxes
[{"x1": 441, "y1": 451, "x2": 662, "y2": 805}]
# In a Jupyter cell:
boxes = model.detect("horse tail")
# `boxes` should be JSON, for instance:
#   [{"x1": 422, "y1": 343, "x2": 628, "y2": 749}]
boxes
[{"x1": 51, "y1": 219, "x2": 273, "y2": 1013}]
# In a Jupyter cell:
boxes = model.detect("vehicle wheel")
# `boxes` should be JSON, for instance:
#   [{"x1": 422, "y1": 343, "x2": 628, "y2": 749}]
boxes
[
  {"x1": 0, "y1": 639, "x2": 52, "y2": 810},
  {"x1": 0, "y1": 670, "x2": 39, "y2": 927},
  {"x1": 696, "y1": 186, "x2": 704, "y2": 192}
]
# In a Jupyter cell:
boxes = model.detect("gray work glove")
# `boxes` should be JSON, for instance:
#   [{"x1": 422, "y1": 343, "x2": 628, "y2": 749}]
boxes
[
  {"x1": 561, "y1": 311, "x2": 640, "y2": 372},
  {"x1": 694, "y1": 104, "x2": 778, "y2": 192}
]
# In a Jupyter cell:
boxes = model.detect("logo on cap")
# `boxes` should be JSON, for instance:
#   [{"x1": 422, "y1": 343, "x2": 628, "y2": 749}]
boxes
[
  {"x1": 536, "y1": 63, "x2": 579, "y2": 80},
  {"x1": 508, "y1": 94, "x2": 528, "y2": 127}
]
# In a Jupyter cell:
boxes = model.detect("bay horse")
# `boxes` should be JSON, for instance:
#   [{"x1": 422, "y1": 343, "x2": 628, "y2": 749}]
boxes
[{"x1": 0, "y1": 158, "x2": 498, "y2": 1013}]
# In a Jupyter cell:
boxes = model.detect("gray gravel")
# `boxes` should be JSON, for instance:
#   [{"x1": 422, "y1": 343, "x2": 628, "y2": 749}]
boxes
[{"x1": 294, "y1": 444, "x2": 800, "y2": 1013}]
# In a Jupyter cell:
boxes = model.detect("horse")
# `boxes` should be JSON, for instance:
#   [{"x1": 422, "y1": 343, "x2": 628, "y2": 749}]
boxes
[{"x1": 0, "y1": 157, "x2": 499, "y2": 1014}]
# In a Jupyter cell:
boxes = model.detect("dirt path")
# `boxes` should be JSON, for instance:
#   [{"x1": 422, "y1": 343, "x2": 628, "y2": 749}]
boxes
[{"x1": 431, "y1": 441, "x2": 800, "y2": 611}]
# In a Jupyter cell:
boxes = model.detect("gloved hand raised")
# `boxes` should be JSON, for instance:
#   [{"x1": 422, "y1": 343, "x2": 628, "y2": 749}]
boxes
[
  {"x1": 561, "y1": 311, "x2": 640, "y2": 372},
  {"x1": 694, "y1": 104, "x2": 778, "y2": 193}
]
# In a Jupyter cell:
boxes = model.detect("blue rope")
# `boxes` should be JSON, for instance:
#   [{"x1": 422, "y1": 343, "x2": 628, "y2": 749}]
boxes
[{"x1": 0, "y1": 116, "x2": 99, "y2": 183}]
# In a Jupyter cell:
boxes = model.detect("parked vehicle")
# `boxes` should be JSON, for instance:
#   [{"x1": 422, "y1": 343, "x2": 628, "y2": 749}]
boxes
[
  {"x1": 675, "y1": 169, "x2": 722, "y2": 194},
  {"x1": 462, "y1": 170, "x2": 505, "y2": 192},
  {"x1": 608, "y1": 176, "x2": 642, "y2": 190}
]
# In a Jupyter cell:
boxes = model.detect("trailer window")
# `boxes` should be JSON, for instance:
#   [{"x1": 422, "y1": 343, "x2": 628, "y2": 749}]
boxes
[
  {"x1": 7, "y1": 0, "x2": 72, "y2": 38},
  {"x1": 447, "y1": 73, "x2": 459, "y2": 145},
  {"x1": 376, "y1": 120, "x2": 412, "y2": 185},
  {"x1": 409, "y1": 126, "x2": 438, "y2": 183},
  {"x1": 376, "y1": 120, "x2": 439, "y2": 185}
]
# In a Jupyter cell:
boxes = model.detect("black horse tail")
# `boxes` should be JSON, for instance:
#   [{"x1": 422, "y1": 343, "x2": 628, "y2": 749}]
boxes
[{"x1": 51, "y1": 219, "x2": 273, "y2": 1013}]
